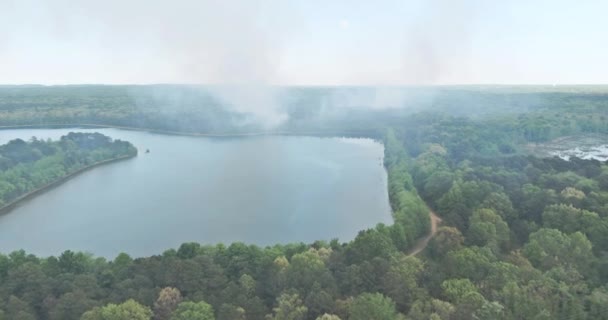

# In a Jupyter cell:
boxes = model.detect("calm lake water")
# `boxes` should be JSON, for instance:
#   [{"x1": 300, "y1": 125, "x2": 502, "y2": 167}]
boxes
[{"x1": 0, "y1": 128, "x2": 391, "y2": 258}]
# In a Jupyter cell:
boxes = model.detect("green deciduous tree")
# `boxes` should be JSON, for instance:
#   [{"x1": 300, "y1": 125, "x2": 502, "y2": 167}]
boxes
[
  {"x1": 382, "y1": 254, "x2": 424, "y2": 312},
  {"x1": 347, "y1": 228, "x2": 397, "y2": 264},
  {"x1": 441, "y1": 279, "x2": 478, "y2": 304},
  {"x1": 349, "y1": 293, "x2": 399, "y2": 320},
  {"x1": 473, "y1": 301, "x2": 505, "y2": 320},
  {"x1": 286, "y1": 250, "x2": 333, "y2": 296},
  {"x1": 523, "y1": 228, "x2": 594, "y2": 274},
  {"x1": 170, "y1": 301, "x2": 214, "y2": 320},
  {"x1": 5, "y1": 295, "x2": 36, "y2": 320},
  {"x1": 81, "y1": 299, "x2": 152, "y2": 320},
  {"x1": 265, "y1": 293, "x2": 307, "y2": 320},
  {"x1": 481, "y1": 192, "x2": 516, "y2": 222},
  {"x1": 408, "y1": 298, "x2": 454, "y2": 320},
  {"x1": 467, "y1": 208, "x2": 510, "y2": 253},
  {"x1": 217, "y1": 304, "x2": 245, "y2": 320},
  {"x1": 445, "y1": 247, "x2": 495, "y2": 282},
  {"x1": 428, "y1": 227, "x2": 464, "y2": 259},
  {"x1": 48, "y1": 290, "x2": 98, "y2": 320}
]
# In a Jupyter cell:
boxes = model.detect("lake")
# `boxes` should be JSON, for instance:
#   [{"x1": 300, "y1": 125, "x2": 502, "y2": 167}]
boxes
[{"x1": 0, "y1": 128, "x2": 391, "y2": 258}]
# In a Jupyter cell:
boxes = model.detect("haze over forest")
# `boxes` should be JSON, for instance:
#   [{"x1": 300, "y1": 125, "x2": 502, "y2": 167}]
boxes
[{"x1": 1, "y1": 1, "x2": 608, "y2": 320}]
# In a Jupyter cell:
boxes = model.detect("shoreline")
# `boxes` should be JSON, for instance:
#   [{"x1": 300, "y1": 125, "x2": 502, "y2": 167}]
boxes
[
  {"x1": 0, "y1": 123, "x2": 379, "y2": 139},
  {"x1": 0, "y1": 154, "x2": 136, "y2": 216},
  {"x1": 0, "y1": 125, "x2": 441, "y2": 258}
]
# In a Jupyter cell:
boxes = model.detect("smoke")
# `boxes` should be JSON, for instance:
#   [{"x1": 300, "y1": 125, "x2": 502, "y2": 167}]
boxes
[
  {"x1": 143, "y1": 0, "x2": 295, "y2": 129},
  {"x1": 1, "y1": 0, "x2": 294, "y2": 128},
  {"x1": 145, "y1": 0, "x2": 294, "y2": 128},
  {"x1": 4, "y1": 0, "x2": 585, "y2": 129},
  {"x1": 400, "y1": 0, "x2": 480, "y2": 85},
  {"x1": 208, "y1": 85, "x2": 288, "y2": 129},
  {"x1": 165, "y1": 1, "x2": 295, "y2": 128}
]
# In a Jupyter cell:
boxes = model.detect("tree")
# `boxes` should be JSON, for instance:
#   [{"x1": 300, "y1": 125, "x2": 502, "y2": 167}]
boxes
[
  {"x1": 521, "y1": 184, "x2": 558, "y2": 222},
  {"x1": 587, "y1": 288, "x2": 608, "y2": 319},
  {"x1": 304, "y1": 282, "x2": 334, "y2": 317},
  {"x1": 523, "y1": 228, "x2": 594, "y2": 274},
  {"x1": 349, "y1": 293, "x2": 399, "y2": 320},
  {"x1": 176, "y1": 243, "x2": 200, "y2": 259},
  {"x1": 437, "y1": 182, "x2": 468, "y2": 230},
  {"x1": 112, "y1": 252, "x2": 133, "y2": 279},
  {"x1": 473, "y1": 301, "x2": 504, "y2": 320},
  {"x1": 265, "y1": 293, "x2": 307, "y2": 320},
  {"x1": 542, "y1": 204, "x2": 574, "y2": 231},
  {"x1": 441, "y1": 279, "x2": 478, "y2": 304},
  {"x1": 597, "y1": 170, "x2": 608, "y2": 190},
  {"x1": 170, "y1": 301, "x2": 214, "y2": 320},
  {"x1": 239, "y1": 274, "x2": 256, "y2": 297},
  {"x1": 423, "y1": 171, "x2": 454, "y2": 203},
  {"x1": 81, "y1": 299, "x2": 152, "y2": 320},
  {"x1": 347, "y1": 228, "x2": 398, "y2": 264},
  {"x1": 480, "y1": 192, "x2": 516, "y2": 222},
  {"x1": 428, "y1": 227, "x2": 464, "y2": 259},
  {"x1": 315, "y1": 314, "x2": 341, "y2": 320},
  {"x1": 4, "y1": 261, "x2": 50, "y2": 315},
  {"x1": 382, "y1": 254, "x2": 424, "y2": 312},
  {"x1": 217, "y1": 304, "x2": 245, "y2": 320},
  {"x1": 408, "y1": 298, "x2": 454, "y2": 320},
  {"x1": 49, "y1": 290, "x2": 98, "y2": 320},
  {"x1": 286, "y1": 250, "x2": 333, "y2": 296},
  {"x1": 58, "y1": 251, "x2": 90, "y2": 274},
  {"x1": 4, "y1": 295, "x2": 36, "y2": 320},
  {"x1": 560, "y1": 187, "x2": 585, "y2": 201},
  {"x1": 445, "y1": 247, "x2": 495, "y2": 282},
  {"x1": 153, "y1": 287, "x2": 182, "y2": 320},
  {"x1": 451, "y1": 292, "x2": 486, "y2": 320},
  {"x1": 539, "y1": 171, "x2": 586, "y2": 192},
  {"x1": 466, "y1": 208, "x2": 510, "y2": 253},
  {"x1": 542, "y1": 204, "x2": 600, "y2": 235}
]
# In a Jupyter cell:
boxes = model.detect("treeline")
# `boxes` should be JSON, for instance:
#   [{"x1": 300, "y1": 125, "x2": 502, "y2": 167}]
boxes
[
  {"x1": 0, "y1": 132, "x2": 137, "y2": 208},
  {"x1": 0, "y1": 241, "x2": 427, "y2": 320},
  {"x1": 398, "y1": 111, "x2": 608, "y2": 164},
  {"x1": 384, "y1": 129, "x2": 431, "y2": 250},
  {"x1": 1, "y1": 85, "x2": 607, "y2": 137}
]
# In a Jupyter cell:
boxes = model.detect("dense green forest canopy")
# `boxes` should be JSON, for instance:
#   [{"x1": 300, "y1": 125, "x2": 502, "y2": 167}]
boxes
[
  {"x1": 0, "y1": 85, "x2": 607, "y2": 319},
  {"x1": 0, "y1": 85, "x2": 607, "y2": 137},
  {"x1": 0, "y1": 132, "x2": 137, "y2": 208}
]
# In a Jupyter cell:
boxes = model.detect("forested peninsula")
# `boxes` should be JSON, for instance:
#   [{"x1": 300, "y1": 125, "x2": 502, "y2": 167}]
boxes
[
  {"x1": 0, "y1": 86, "x2": 607, "y2": 320},
  {"x1": 0, "y1": 132, "x2": 137, "y2": 211}
]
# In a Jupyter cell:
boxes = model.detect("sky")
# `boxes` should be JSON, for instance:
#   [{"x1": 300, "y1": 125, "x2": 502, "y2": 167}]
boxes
[{"x1": 0, "y1": 0, "x2": 607, "y2": 85}]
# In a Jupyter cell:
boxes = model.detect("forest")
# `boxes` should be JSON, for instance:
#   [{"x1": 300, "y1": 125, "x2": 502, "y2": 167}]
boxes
[
  {"x1": 0, "y1": 86, "x2": 608, "y2": 319},
  {"x1": 1, "y1": 85, "x2": 607, "y2": 138},
  {"x1": 0, "y1": 132, "x2": 137, "y2": 209}
]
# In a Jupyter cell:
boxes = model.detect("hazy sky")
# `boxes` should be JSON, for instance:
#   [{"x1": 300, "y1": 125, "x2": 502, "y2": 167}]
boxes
[{"x1": 1, "y1": 0, "x2": 607, "y2": 85}]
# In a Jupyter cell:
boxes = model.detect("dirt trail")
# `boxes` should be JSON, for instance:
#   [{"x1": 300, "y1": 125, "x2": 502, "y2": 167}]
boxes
[{"x1": 407, "y1": 209, "x2": 442, "y2": 257}]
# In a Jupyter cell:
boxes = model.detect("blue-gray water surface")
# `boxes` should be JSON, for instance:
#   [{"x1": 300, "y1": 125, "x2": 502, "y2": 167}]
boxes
[{"x1": 0, "y1": 128, "x2": 391, "y2": 258}]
